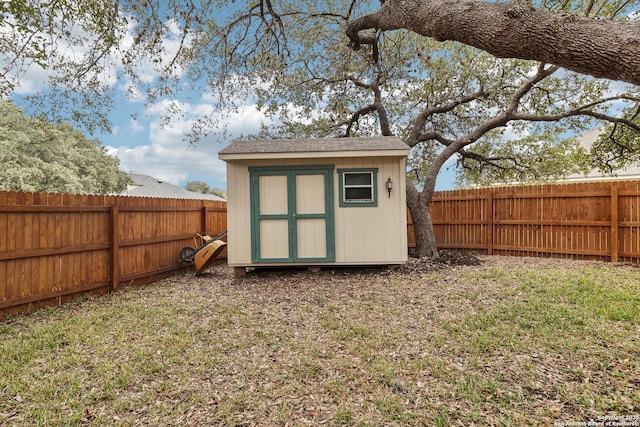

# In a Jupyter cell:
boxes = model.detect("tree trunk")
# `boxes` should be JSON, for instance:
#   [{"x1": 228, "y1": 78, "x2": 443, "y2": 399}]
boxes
[
  {"x1": 347, "y1": 0, "x2": 640, "y2": 86},
  {"x1": 405, "y1": 136, "x2": 470, "y2": 259},
  {"x1": 406, "y1": 180, "x2": 439, "y2": 259}
]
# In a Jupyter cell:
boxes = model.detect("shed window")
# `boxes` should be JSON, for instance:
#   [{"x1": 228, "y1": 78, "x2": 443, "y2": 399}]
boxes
[{"x1": 338, "y1": 168, "x2": 378, "y2": 207}]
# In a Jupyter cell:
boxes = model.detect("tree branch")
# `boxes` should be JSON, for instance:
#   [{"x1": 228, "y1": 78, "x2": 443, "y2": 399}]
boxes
[
  {"x1": 458, "y1": 148, "x2": 525, "y2": 172},
  {"x1": 347, "y1": 0, "x2": 640, "y2": 85},
  {"x1": 407, "y1": 89, "x2": 485, "y2": 148},
  {"x1": 343, "y1": 104, "x2": 377, "y2": 136}
]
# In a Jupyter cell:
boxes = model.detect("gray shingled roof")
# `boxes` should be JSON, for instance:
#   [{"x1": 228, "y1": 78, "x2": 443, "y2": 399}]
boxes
[
  {"x1": 123, "y1": 174, "x2": 225, "y2": 200},
  {"x1": 219, "y1": 136, "x2": 408, "y2": 155}
]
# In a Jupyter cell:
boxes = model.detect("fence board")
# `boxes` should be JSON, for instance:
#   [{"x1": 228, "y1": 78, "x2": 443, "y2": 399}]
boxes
[
  {"x1": 7, "y1": 180, "x2": 640, "y2": 317},
  {"x1": 1, "y1": 192, "x2": 227, "y2": 317},
  {"x1": 410, "y1": 180, "x2": 640, "y2": 264}
]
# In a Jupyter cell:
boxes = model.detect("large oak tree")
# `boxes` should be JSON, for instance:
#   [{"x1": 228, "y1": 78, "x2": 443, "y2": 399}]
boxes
[
  {"x1": 2, "y1": 0, "x2": 639, "y2": 257},
  {"x1": 2, "y1": 0, "x2": 639, "y2": 132}
]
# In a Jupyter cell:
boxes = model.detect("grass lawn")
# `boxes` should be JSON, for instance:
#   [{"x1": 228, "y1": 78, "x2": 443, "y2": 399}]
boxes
[{"x1": 1, "y1": 255, "x2": 639, "y2": 426}]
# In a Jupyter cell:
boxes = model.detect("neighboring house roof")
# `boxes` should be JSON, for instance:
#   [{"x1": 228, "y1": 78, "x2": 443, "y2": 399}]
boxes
[
  {"x1": 562, "y1": 128, "x2": 640, "y2": 183},
  {"x1": 123, "y1": 173, "x2": 225, "y2": 200},
  {"x1": 218, "y1": 136, "x2": 410, "y2": 160}
]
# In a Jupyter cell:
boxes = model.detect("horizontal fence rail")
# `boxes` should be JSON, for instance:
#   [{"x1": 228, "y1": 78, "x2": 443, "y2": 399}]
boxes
[
  {"x1": 0, "y1": 191, "x2": 227, "y2": 317},
  {"x1": 4, "y1": 180, "x2": 640, "y2": 317},
  {"x1": 408, "y1": 180, "x2": 640, "y2": 264}
]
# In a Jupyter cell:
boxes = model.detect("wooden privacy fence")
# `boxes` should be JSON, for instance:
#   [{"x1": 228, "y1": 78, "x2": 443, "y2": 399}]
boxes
[
  {"x1": 5, "y1": 180, "x2": 640, "y2": 317},
  {"x1": 0, "y1": 191, "x2": 227, "y2": 317},
  {"x1": 408, "y1": 180, "x2": 640, "y2": 264}
]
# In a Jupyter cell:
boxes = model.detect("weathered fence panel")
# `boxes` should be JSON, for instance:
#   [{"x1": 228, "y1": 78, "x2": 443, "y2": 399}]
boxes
[
  {"x1": 410, "y1": 180, "x2": 640, "y2": 264},
  {"x1": 0, "y1": 192, "x2": 227, "y2": 317}
]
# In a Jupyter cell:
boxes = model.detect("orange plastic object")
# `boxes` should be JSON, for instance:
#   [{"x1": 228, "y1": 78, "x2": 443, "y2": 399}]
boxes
[{"x1": 194, "y1": 240, "x2": 227, "y2": 275}]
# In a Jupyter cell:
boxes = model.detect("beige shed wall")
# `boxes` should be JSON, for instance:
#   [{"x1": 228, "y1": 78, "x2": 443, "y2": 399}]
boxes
[{"x1": 225, "y1": 156, "x2": 407, "y2": 266}]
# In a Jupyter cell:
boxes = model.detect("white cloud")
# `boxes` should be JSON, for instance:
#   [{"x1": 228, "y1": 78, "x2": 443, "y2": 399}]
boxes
[
  {"x1": 3, "y1": 8, "x2": 271, "y2": 191},
  {"x1": 7, "y1": 63, "x2": 50, "y2": 95},
  {"x1": 604, "y1": 79, "x2": 636, "y2": 98},
  {"x1": 129, "y1": 117, "x2": 145, "y2": 133},
  {"x1": 116, "y1": 16, "x2": 193, "y2": 87},
  {"x1": 120, "y1": 80, "x2": 145, "y2": 102},
  {"x1": 107, "y1": 98, "x2": 272, "y2": 189},
  {"x1": 3, "y1": 10, "x2": 191, "y2": 100},
  {"x1": 224, "y1": 105, "x2": 273, "y2": 136}
]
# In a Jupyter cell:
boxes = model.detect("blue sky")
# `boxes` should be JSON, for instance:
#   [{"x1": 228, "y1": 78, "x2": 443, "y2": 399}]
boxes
[
  {"x1": 5, "y1": 27, "x2": 459, "y2": 194},
  {"x1": 10, "y1": 80, "x2": 459, "y2": 193},
  {"x1": 9, "y1": 43, "x2": 631, "y2": 195},
  {"x1": 3, "y1": 4, "x2": 638, "y2": 195}
]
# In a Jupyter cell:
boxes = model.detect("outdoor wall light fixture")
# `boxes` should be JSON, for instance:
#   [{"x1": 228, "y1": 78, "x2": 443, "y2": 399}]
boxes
[{"x1": 385, "y1": 177, "x2": 393, "y2": 198}]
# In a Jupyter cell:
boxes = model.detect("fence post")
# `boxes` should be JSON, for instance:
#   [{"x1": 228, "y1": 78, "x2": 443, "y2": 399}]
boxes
[
  {"x1": 610, "y1": 182, "x2": 619, "y2": 263},
  {"x1": 110, "y1": 206, "x2": 120, "y2": 292},
  {"x1": 486, "y1": 191, "x2": 494, "y2": 255},
  {"x1": 201, "y1": 206, "x2": 208, "y2": 233}
]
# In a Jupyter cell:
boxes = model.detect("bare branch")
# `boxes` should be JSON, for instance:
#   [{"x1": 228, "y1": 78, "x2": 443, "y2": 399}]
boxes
[
  {"x1": 347, "y1": 0, "x2": 640, "y2": 85},
  {"x1": 343, "y1": 104, "x2": 377, "y2": 136},
  {"x1": 458, "y1": 148, "x2": 525, "y2": 172},
  {"x1": 407, "y1": 89, "x2": 486, "y2": 147}
]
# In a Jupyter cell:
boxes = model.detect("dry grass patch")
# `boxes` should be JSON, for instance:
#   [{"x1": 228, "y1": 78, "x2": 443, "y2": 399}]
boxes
[{"x1": 1, "y1": 255, "x2": 639, "y2": 426}]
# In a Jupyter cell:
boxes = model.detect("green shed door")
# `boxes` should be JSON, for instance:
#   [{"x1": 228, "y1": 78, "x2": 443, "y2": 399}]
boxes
[{"x1": 250, "y1": 166, "x2": 335, "y2": 263}]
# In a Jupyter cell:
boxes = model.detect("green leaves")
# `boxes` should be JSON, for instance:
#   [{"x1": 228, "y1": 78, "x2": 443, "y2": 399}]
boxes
[
  {"x1": 455, "y1": 131, "x2": 593, "y2": 187},
  {"x1": 2, "y1": 0, "x2": 638, "y2": 179},
  {"x1": 591, "y1": 114, "x2": 640, "y2": 174},
  {"x1": 0, "y1": 100, "x2": 130, "y2": 194},
  {"x1": 184, "y1": 180, "x2": 227, "y2": 198}
]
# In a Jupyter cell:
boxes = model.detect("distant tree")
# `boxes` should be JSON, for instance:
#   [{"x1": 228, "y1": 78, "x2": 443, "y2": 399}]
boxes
[
  {"x1": 185, "y1": 181, "x2": 227, "y2": 199},
  {"x1": 185, "y1": 181, "x2": 212, "y2": 194},
  {"x1": 211, "y1": 188, "x2": 227, "y2": 199},
  {"x1": 0, "y1": 100, "x2": 130, "y2": 194}
]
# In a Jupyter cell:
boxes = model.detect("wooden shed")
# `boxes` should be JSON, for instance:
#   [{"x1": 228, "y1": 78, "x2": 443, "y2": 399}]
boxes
[{"x1": 218, "y1": 137, "x2": 410, "y2": 275}]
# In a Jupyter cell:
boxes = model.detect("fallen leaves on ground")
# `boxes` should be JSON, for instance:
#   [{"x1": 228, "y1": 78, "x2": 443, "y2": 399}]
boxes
[{"x1": 1, "y1": 254, "x2": 639, "y2": 426}]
